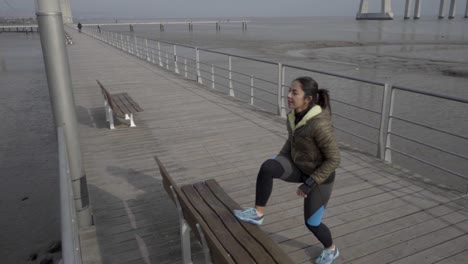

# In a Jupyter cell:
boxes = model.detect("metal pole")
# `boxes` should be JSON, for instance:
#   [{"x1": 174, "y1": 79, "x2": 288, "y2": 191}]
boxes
[
  {"x1": 211, "y1": 65, "x2": 215, "y2": 89},
  {"x1": 448, "y1": 0, "x2": 456, "y2": 19},
  {"x1": 465, "y1": 0, "x2": 468, "y2": 18},
  {"x1": 151, "y1": 41, "x2": 156, "y2": 64},
  {"x1": 250, "y1": 76, "x2": 254, "y2": 105},
  {"x1": 158, "y1": 42, "x2": 163, "y2": 67},
  {"x1": 196, "y1": 47, "x2": 203, "y2": 84},
  {"x1": 35, "y1": 0, "x2": 91, "y2": 227},
  {"x1": 184, "y1": 58, "x2": 188, "y2": 78},
  {"x1": 277, "y1": 63, "x2": 284, "y2": 117},
  {"x1": 228, "y1": 56, "x2": 234, "y2": 96},
  {"x1": 281, "y1": 66, "x2": 286, "y2": 117},
  {"x1": 378, "y1": 83, "x2": 392, "y2": 159},
  {"x1": 120, "y1": 34, "x2": 124, "y2": 51},
  {"x1": 166, "y1": 53, "x2": 170, "y2": 70},
  {"x1": 439, "y1": 0, "x2": 447, "y2": 19},
  {"x1": 414, "y1": 0, "x2": 422, "y2": 19},
  {"x1": 145, "y1": 39, "x2": 150, "y2": 62},
  {"x1": 58, "y1": 128, "x2": 82, "y2": 264},
  {"x1": 404, "y1": 0, "x2": 413, "y2": 19},
  {"x1": 384, "y1": 88, "x2": 396, "y2": 163},
  {"x1": 134, "y1": 36, "x2": 139, "y2": 58},
  {"x1": 174, "y1": 45, "x2": 180, "y2": 74}
]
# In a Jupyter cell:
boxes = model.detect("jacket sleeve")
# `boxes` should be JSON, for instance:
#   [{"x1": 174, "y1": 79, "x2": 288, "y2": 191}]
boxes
[{"x1": 310, "y1": 121, "x2": 341, "y2": 184}]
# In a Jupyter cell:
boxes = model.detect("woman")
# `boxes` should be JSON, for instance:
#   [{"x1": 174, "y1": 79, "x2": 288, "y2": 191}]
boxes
[{"x1": 234, "y1": 77, "x2": 341, "y2": 264}]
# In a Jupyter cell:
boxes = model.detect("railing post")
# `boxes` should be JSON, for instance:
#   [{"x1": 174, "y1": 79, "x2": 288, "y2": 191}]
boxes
[
  {"x1": 166, "y1": 52, "x2": 169, "y2": 69},
  {"x1": 145, "y1": 39, "x2": 150, "y2": 62},
  {"x1": 277, "y1": 63, "x2": 286, "y2": 117},
  {"x1": 196, "y1": 47, "x2": 203, "y2": 84},
  {"x1": 35, "y1": 0, "x2": 91, "y2": 227},
  {"x1": 228, "y1": 55, "x2": 234, "y2": 97},
  {"x1": 174, "y1": 45, "x2": 180, "y2": 74},
  {"x1": 120, "y1": 34, "x2": 124, "y2": 51},
  {"x1": 378, "y1": 83, "x2": 392, "y2": 160},
  {"x1": 384, "y1": 88, "x2": 396, "y2": 163},
  {"x1": 250, "y1": 76, "x2": 254, "y2": 105},
  {"x1": 184, "y1": 58, "x2": 188, "y2": 78},
  {"x1": 211, "y1": 65, "x2": 215, "y2": 89},
  {"x1": 134, "y1": 36, "x2": 139, "y2": 57},
  {"x1": 127, "y1": 35, "x2": 131, "y2": 54},
  {"x1": 158, "y1": 41, "x2": 163, "y2": 67},
  {"x1": 151, "y1": 41, "x2": 156, "y2": 64}
]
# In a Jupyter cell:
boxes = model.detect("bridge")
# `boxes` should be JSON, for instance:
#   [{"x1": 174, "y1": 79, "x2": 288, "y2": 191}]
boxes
[{"x1": 357, "y1": 0, "x2": 468, "y2": 20}]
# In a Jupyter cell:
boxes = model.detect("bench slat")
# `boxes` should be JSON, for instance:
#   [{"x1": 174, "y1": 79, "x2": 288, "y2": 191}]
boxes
[
  {"x1": 181, "y1": 185, "x2": 255, "y2": 264},
  {"x1": 111, "y1": 93, "x2": 132, "y2": 116},
  {"x1": 193, "y1": 182, "x2": 276, "y2": 264},
  {"x1": 115, "y1": 93, "x2": 138, "y2": 114},
  {"x1": 122, "y1": 93, "x2": 143, "y2": 112},
  {"x1": 205, "y1": 179, "x2": 296, "y2": 264}
]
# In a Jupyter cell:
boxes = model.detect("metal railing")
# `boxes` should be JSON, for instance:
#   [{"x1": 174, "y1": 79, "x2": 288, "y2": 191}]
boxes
[
  {"x1": 82, "y1": 27, "x2": 468, "y2": 190},
  {"x1": 58, "y1": 128, "x2": 83, "y2": 264},
  {"x1": 0, "y1": 25, "x2": 38, "y2": 32}
]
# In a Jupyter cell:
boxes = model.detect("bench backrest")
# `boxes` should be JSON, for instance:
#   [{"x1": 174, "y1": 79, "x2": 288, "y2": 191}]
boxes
[
  {"x1": 154, "y1": 156, "x2": 236, "y2": 264},
  {"x1": 96, "y1": 80, "x2": 115, "y2": 109}
]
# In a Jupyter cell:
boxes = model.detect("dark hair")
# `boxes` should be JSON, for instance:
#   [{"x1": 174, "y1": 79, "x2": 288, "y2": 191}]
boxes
[{"x1": 294, "y1": 76, "x2": 331, "y2": 112}]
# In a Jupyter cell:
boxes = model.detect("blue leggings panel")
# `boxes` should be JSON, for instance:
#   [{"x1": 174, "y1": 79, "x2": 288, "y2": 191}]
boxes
[{"x1": 306, "y1": 205, "x2": 325, "y2": 227}]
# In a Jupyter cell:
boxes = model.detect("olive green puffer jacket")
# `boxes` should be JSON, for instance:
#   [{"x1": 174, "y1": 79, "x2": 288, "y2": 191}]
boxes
[{"x1": 279, "y1": 105, "x2": 341, "y2": 184}]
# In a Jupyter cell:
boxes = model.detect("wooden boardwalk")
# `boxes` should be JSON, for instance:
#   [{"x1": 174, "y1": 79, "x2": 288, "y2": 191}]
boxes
[{"x1": 66, "y1": 30, "x2": 468, "y2": 264}]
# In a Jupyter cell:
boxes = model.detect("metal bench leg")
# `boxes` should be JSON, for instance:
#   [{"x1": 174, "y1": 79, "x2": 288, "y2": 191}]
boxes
[
  {"x1": 170, "y1": 186, "x2": 193, "y2": 264},
  {"x1": 129, "y1": 114, "x2": 136, "y2": 127},
  {"x1": 196, "y1": 223, "x2": 212, "y2": 264},
  {"x1": 108, "y1": 107, "x2": 115, "y2": 130},
  {"x1": 104, "y1": 101, "x2": 109, "y2": 122},
  {"x1": 125, "y1": 114, "x2": 130, "y2": 120},
  {"x1": 181, "y1": 219, "x2": 193, "y2": 264}
]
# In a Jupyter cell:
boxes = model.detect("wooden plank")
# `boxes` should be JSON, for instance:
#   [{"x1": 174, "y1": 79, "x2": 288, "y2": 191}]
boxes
[
  {"x1": 111, "y1": 93, "x2": 131, "y2": 116},
  {"x1": 193, "y1": 181, "x2": 276, "y2": 264},
  {"x1": 181, "y1": 184, "x2": 255, "y2": 263},
  {"x1": 205, "y1": 179, "x2": 295, "y2": 264},
  {"x1": 389, "y1": 234, "x2": 468, "y2": 264},
  {"x1": 348, "y1": 220, "x2": 468, "y2": 264},
  {"x1": 123, "y1": 93, "x2": 144, "y2": 112},
  {"x1": 434, "y1": 249, "x2": 468, "y2": 264},
  {"x1": 114, "y1": 93, "x2": 133, "y2": 114}
]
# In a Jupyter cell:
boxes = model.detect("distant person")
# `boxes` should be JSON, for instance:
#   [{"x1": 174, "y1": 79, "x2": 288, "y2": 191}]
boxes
[
  {"x1": 77, "y1": 22, "x2": 82, "y2": 33},
  {"x1": 234, "y1": 77, "x2": 341, "y2": 264}
]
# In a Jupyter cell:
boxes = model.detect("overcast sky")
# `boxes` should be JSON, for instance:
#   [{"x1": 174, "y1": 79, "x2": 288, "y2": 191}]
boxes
[{"x1": 1, "y1": 0, "x2": 466, "y2": 18}]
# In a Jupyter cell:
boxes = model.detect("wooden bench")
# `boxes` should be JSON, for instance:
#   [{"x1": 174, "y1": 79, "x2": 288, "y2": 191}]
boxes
[
  {"x1": 96, "y1": 80, "x2": 143, "y2": 129},
  {"x1": 154, "y1": 156, "x2": 295, "y2": 264}
]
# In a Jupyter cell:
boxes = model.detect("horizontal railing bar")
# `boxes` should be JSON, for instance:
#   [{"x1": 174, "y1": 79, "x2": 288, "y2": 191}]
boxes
[
  {"x1": 390, "y1": 116, "x2": 468, "y2": 141},
  {"x1": 333, "y1": 126, "x2": 377, "y2": 144},
  {"x1": 387, "y1": 148, "x2": 467, "y2": 180},
  {"x1": 333, "y1": 112, "x2": 380, "y2": 129},
  {"x1": 388, "y1": 132, "x2": 468, "y2": 160},
  {"x1": 283, "y1": 64, "x2": 385, "y2": 86},
  {"x1": 393, "y1": 85, "x2": 468, "y2": 104},
  {"x1": 331, "y1": 98, "x2": 381, "y2": 114}
]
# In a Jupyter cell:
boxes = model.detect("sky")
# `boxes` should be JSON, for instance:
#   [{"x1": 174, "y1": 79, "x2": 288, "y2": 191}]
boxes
[{"x1": 1, "y1": 0, "x2": 466, "y2": 18}]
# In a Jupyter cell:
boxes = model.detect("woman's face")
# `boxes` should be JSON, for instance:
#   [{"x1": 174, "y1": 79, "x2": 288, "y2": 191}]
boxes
[{"x1": 287, "y1": 81, "x2": 312, "y2": 111}]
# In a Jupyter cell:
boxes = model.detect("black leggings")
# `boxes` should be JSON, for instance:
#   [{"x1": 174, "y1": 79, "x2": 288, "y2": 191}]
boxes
[{"x1": 255, "y1": 155, "x2": 334, "y2": 248}]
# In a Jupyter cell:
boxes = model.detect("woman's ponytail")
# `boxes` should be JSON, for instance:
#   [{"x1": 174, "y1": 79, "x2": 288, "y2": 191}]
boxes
[{"x1": 317, "y1": 89, "x2": 331, "y2": 112}]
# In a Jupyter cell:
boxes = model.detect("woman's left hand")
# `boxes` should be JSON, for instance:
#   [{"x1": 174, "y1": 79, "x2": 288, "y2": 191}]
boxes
[{"x1": 297, "y1": 187, "x2": 307, "y2": 198}]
